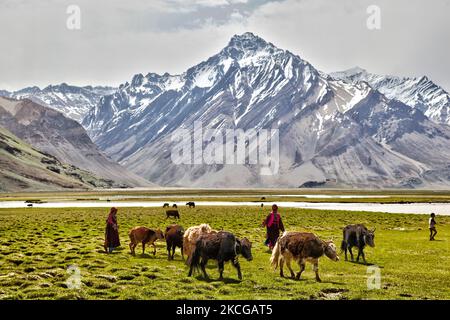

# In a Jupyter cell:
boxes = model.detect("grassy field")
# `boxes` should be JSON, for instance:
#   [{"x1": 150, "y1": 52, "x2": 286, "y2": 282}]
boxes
[{"x1": 1, "y1": 205, "x2": 450, "y2": 300}]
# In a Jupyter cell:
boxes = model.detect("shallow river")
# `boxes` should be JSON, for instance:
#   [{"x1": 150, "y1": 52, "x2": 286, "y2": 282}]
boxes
[{"x1": 0, "y1": 200, "x2": 449, "y2": 215}]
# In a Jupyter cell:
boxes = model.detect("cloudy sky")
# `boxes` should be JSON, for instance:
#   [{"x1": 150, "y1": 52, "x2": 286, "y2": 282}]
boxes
[{"x1": 1, "y1": 0, "x2": 449, "y2": 91}]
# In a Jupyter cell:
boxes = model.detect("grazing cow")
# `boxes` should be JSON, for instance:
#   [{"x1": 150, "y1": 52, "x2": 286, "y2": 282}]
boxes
[
  {"x1": 341, "y1": 224, "x2": 375, "y2": 264},
  {"x1": 166, "y1": 210, "x2": 180, "y2": 219},
  {"x1": 163, "y1": 203, "x2": 170, "y2": 208},
  {"x1": 27, "y1": 204, "x2": 33, "y2": 207},
  {"x1": 165, "y1": 224, "x2": 184, "y2": 260},
  {"x1": 271, "y1": 232, "x2": 339, "y2": 282},
  {"x1": 186, "y1": 202, "x2": 196, "y2": 208},
  {"x1": 183, "y1": 224, "x2": 217, "y2": 263},
  {"x1": 261, "y1": 197, "x2": 266, "y2": 200},
  {"x1": 188, "y1": 231, "x2": 253, "y2": 280},
  {"x1": 128, "y1": 227, "x2": 164, "y2": 256},
  {"x1": 172, "y1": 204, "x2": 178, "y2": 208}
]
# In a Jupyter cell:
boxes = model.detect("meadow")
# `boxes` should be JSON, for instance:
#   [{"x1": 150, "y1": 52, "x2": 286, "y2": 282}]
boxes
[{"x1": 1, "y1": 205, "x2": 450, "y2": 300}]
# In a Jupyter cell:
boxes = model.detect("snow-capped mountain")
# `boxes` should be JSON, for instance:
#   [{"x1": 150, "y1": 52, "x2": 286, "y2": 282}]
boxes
[
  {"x1": 331, "y1": 67, "x2": 450, "y2": 126},
  {"x1": 0, "y1": 84, "x2": 116, "y2": 123},
  {"x1": 84, "y1": 32, "x2": 450, "y2": 188}
]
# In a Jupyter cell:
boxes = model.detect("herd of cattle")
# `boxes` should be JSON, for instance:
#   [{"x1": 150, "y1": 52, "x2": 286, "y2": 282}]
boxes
[{"x1": 125, "y1": 203, "x2": 376, "y2": 282}]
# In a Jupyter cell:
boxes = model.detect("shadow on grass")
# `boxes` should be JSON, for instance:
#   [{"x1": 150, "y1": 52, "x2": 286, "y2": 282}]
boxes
[
  {"x1": 191, "y1": 275, "x2": 242, "y2": 284},
  {"x1": 345, "y1": 260, "x2": 383, "y2": 267},
  {"x1": 280, "y1": 276, "x2": 346, "y2": 285},
  {"x1": 129, "y1": 253, "x2": 162, "y2": 259}
]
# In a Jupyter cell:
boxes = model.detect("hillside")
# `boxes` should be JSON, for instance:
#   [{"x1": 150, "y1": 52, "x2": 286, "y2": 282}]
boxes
[
  {"x1": 0, "y1": 97, "x2": 152, "y2": 188},
  {"x1": 0, "y1": 126, "x2": 115, "y2": 192}
]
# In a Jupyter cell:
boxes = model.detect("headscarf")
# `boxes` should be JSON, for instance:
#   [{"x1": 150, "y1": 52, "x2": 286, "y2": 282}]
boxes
[
  {"x1": 107, "y1": 207, "x2": 118, "y2": 225},
  {"x1": 266, "y1": 204, "x2": 279, "y2": 228}
]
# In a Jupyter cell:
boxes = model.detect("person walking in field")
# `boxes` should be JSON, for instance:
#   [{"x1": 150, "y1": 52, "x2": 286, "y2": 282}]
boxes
[
  {"x1": 104, "y1": 207, "x2": 121, "y2": 253},
  {"x1": 429, "y1": 212, "x2": 437, "y2": 241},
  {"x1": 262, "y1": 204, "x2": 285, "y2": 251}
]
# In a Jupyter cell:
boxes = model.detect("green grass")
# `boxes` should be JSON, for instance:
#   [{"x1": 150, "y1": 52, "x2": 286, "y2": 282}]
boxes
[{"x1": 1, "y1": 206, "x2": 450, "y2": 300}]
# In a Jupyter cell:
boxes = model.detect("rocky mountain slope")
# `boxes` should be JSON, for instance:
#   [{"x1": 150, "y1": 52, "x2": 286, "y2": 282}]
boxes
[
  {"x1": 0, "y1": 96, "x2": 152, "y2": 188},
  {"x1": 79, "y1": 33, "x2": 450, "y2": 188},
  {"x1": 0, "y1": 84, "x2": 115, "y2": 123},
  {"x1": 331, "y1": 67, "x2": 450, "y2": 126}
]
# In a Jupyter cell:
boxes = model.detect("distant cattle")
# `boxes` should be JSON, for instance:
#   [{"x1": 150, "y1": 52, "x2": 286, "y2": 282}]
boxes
[
  {"x1": 172, "y1": 204, "x2": 178, "y2": 208},
  {"x1": 186, "y1": 202, "x2": 196, "y2": 208},
  {"x1": 163, "y1": 203, "x2": 170, "y2": 208},
  {"x1": 261, "y1": 203, "x2": 264, "y2": 208},
  {"x1": 166, "y1": 210, "x2": 180, "y2": 219},
  {"x1": 27, "y1": 204, "x2": 33, "y2": 207},
  {"x1": 128, "y1": 226, "x2": 164, "y2": 255},
  {"x1": 261, "y1": 197, "x2": 266, "y2": 200},
  {"x1": 341, "y1": 224, "x2": 375, "y2": 264},
  {"x1": 271, "y1": 231, "x2": 339, "y2": 282},
  {"x1": 165, "y1": 224, "x2": 184, "y2": 260},
  {"x1": 183, "y1": 224, "x2": 216, "y2": 263},
  {"x1": 188, "y1": 231, "x2": 253, "y2": 280}
]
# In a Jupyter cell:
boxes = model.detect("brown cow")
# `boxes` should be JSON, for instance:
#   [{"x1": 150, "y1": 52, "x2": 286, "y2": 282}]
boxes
[
  {"x1": 128, "y1": 226, "x2": 164, "y2": 256},
  {"x1": 166, "y1": 210, "x2": 180, "y2": 219},
  {"x1": 270, "y1": 231, "x2": 339, "y2": 282},
  {"x1": 165, "y1": 224, "x2": 184, "y2": 260}
]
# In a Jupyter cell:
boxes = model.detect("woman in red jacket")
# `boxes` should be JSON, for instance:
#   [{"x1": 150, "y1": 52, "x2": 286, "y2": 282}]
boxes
[
  {"x1": 104, "y1": 207, "x2": 120, "y2": 253},
  {"x1": 262, "y1": 204, "x2": 285, "y2": 251}
]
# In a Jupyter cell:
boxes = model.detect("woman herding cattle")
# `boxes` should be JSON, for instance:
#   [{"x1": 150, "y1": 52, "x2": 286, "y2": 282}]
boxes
[
  {"x1": 262, "y1": 204, "x2": 285, "y2": 251},
  {"x1": 104, "y1": 207, "x2": 121, "y2": 253}
]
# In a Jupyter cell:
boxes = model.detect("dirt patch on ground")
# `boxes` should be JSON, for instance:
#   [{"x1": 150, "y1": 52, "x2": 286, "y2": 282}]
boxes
[{"x1": 313, "y1": 288, "x2": 349, "y2": 300}]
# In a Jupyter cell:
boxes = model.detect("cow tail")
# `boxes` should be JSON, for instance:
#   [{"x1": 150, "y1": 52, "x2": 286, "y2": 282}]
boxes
[
  {"x1": 270, "y1": 239, "x2": 281, "y2": 270},
  {"x1": 341, "y1": 229, "x2": 347, "y2": 252},
  {"x1": 189, "y1": 240, "x2": 202, "y2": 272}
]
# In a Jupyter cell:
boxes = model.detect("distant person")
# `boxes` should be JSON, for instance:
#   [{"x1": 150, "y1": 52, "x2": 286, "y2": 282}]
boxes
[
  {"x1": 262, "y1": 204, "x2": 285, "y2": 251},
  {"x1": 429, "y1": 213, "x2": 437, "y2": 241},
  {"x1": 104, "y1": 207, "x2": 120, "y2": 253}
]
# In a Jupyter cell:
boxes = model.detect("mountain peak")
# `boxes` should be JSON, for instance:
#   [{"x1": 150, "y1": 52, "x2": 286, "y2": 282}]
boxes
[
  {"x1": 332, "y1": 66, "x2": 368, "y2": 79},
  {"x1": 229, "y1": 32, "x2": 262, "y2": 43},
  {"x1": 347, "y1": 66, "x2": 367, "y2": 74},
  {"x1": 223, "y1": 32, "x2": 276, "y2": 57}
]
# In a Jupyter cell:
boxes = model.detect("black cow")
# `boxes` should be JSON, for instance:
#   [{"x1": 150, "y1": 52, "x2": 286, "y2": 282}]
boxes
[
  {"x1": 188, "y1": 231, "x2": 253, "y2": 280},
  {"x1": 186, "y1": 202, "x2": 195, "y2": 208},
  {"x1": 172, "y1": 204, "x2": 178, "y2": 208},
  {"x1": 341, "y1": 224, "x2": 375, "y2": 264},
  {"x1": 163, "y1": 203, "x2": 170, "y2": 208}
]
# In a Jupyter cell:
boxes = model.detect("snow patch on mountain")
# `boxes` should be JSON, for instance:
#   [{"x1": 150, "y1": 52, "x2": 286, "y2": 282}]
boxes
[
  {"x1": 331, "y1": 67, "x2": 450, "y2": 125},
  {"x1": 0, "y1": 84, "x2": 116, "y2": 123}
]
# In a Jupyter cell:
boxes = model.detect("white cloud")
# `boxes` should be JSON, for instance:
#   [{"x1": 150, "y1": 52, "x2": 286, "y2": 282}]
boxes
[{"x1": 0, "y1": 0, "x2": 449, "y2": 92}]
